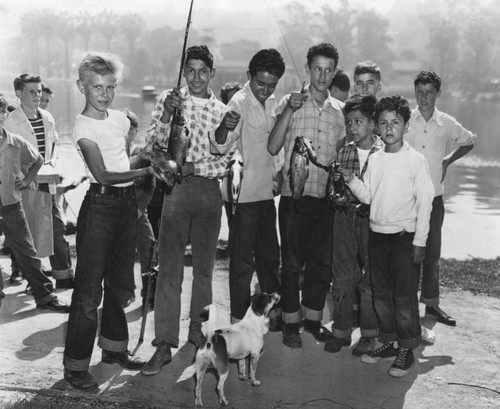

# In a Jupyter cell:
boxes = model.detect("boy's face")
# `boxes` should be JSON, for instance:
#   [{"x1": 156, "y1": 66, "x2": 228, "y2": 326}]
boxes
[
  {"x1": 345, "y1": 109, "x2": 374, "y2": 146},
  {"x1": 77, "y1": 72, "x2": 117, "y2": 114},
  {"x1": 16, "y1": 82, "x2": 41, "y2": 111},
  {"x1": 184, "y1": 59, "x2": 215, "y2": 99},
  {"x1": 415, "y1": 83, "x2": 440, "y2": 113},
  {"x1": 306, "y1": 56, "x2": 337, "y2": 94},
  {"x1": 330, "y1": 86, "x2": 349, "y2": 102},
  {"x1": 40, "y1": 91, "x2": 52, "y2": 110},
  {"x1": 248, "y1": 70, "x2": 280, "y2": 105},
  {"x1": 0, "y1": 105, "x2": 7, "y2": 130},
  {"x1": 354, "y1": 73, "x2": 381, "y2": 97},
  {"x1": 377, "y1": 110, "x2": 408, "y2": 152}
]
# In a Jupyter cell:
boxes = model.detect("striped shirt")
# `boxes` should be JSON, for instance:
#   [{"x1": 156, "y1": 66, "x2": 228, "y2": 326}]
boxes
[
  {"x1": 145, "y1": 86, "x2": 231, "y2": 179},
  {"x1": 28, "y1": 117, "x2": 45, "y2": 159}
]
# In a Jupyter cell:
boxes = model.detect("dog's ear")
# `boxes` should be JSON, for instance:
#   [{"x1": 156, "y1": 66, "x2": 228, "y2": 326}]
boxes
[{"x1": 250, "y1": 293, "x2": 270, "y2": 316}]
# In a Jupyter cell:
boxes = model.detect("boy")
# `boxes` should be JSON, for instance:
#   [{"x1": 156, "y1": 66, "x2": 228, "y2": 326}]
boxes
[
  {"x1": 325, "y1": 95, "x2": 383, "y2": 354},
  {"x1": 0, "y1": 93, "x2": 68, "y2": 313},
  {"x1": 353, "y1": 61, "x2": 382, "y2": 98},
  {"x1": 221, "y1": 48, "x2": 285, "y2": 330},
  {"x1": 63, "y1": 52, "x2": 155, "y2": 390},
  {"x1": 406, "y1": 71, "x2": 476, "y2": 326},
  {"x1": 339, "y1": 95, "x2": 434, "y2": 377},
  {"x1": 268, "y1": 42, "x2": 346, "y2": 348},
  {"x1": 329, "y1": 69, "x2": 350, "y2": 102},
  {"x1": 141, "y1": 45, "x2": 239, "y2": 376},
  {"x1": 40, "y1": 84, "x2": 53, "y2": 110}
]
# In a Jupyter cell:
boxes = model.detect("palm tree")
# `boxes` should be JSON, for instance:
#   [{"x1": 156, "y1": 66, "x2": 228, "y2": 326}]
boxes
[
  {"x1": 97, "y1": 9, "x2": 120, "y2": 52},
  {"x1": 19, "y1": 12, "x2": 41, "y2": 73},
  {"x1": 75, "y1": 10, "x2": 95, "y2": 51},
  {"x1": 55, "y1": 12, "x2": 75, "y2": 79},
  {"x1": 38, "y1": 9, "x2": 58, "y2": 78}
]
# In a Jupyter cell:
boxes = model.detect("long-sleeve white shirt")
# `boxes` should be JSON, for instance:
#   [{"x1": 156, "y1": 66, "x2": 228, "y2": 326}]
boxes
[{"x1": 347, "y1": 141, "x2": 434, "y2": 247}]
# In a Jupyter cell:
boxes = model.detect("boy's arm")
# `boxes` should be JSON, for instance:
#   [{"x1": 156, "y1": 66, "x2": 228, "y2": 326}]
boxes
[
  {"x1": 144, "y1": 89, "x2": 179, "y2": 149},
  {"x1": 214, "y1": 110, "x2": 240, "y2": 144},
  {"x1": 441, "y1": 144, "x2": 473, "y2": 182},
  {"x1": 17, "y1": 154, "x2": 43, "y2": 190},
  {"x1": 412, "y1": 158, "x2": 434, "y2": 249},
  {"x1": 342, "y1": 166, "x2": 372, "y2": 204}
]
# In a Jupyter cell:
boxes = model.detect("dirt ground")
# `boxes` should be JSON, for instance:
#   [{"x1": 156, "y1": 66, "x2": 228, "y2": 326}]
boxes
[{"x1": 1, "y1": 248, "x2": 500, "y2": 409}]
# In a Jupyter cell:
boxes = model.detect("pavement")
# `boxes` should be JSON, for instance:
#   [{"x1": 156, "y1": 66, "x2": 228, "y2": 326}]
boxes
[{"x1": 0, "y1": 244, "x2": 500, "y2": 409}]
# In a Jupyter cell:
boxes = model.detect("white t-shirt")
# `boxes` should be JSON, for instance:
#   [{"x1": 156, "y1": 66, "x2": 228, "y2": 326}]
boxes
[
  {"x1": 356, "y1": 147, "x2": 370, "y2": 173},
  {"x1": 72, "y1": 109, "x2": 133, "y2": 187}
]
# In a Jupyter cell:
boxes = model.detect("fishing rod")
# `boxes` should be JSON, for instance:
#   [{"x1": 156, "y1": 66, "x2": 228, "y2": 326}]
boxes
[{"x1": 175, "y1": 0, "x2": 195, "y2": 90}]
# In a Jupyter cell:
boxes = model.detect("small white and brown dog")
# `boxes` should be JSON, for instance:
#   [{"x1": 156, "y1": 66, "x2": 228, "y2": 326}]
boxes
[{"x1": 177, "y1": 292, "x2": 280, "y2": 407}]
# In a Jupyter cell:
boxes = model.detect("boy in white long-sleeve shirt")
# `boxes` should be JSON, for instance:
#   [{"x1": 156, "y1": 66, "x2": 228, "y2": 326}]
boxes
[{"x1": 339, "y1": 95, "x2": 434, "y2": 378}]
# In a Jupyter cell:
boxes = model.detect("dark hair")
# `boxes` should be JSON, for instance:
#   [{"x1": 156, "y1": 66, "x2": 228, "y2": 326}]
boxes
[
  {"x1": 220, "y1": 82, "x2": 242, "y2": 104},
  {"x1": 414, "y1": 70, "x2": 441, "y2": 92},
  {"x1": 0, "y1": 93, "x2": 7, "y2": 110},
  {"x1": 185, "y1": 45, "x2": 214, "y2": 70},
  {"x1": 306, "y1": 43, "x2": 339, "y2": 68},
  {"x1": 41, "y1": 84, "x2": 53, "y2": 95},
  {"x1": 343, "y1": 94, "x2": 376, "y2": 119},
  {"x1": 374, "y1": 95, "x2": 411, "y2": 124},
  {"x1": 354, "y1": 61, "x2": 381, "y2": 81},
  {"x1": 248, "y1": 48, "x2": 286, "y2": 79},
  {"x1": 14, "y1": 73, "x2": 42, "y2": 92},
  {"x1": 329, "y1": 69, "x2": 350, "y2": 92},
  {"x1": 121, "y1": 107, "x2": 139, "y2": 129}
]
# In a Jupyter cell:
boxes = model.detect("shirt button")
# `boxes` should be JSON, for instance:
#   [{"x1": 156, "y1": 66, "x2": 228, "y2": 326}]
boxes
[
  {"x1": 424, "y1": 130, "x2": 427, "y2": 133},
  {"x1": 422, "y1": 145, "x2": 426, "y2": 148}
]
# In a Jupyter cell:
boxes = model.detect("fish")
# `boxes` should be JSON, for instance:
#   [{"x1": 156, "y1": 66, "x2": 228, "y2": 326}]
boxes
[
  {"x1": 141, "y1": 143, "x2": 179, "y2": 191},
  {"x1": 228, "y1": 149, "x2": 244, "y2": 215},
  {"x1": 289, "y1": 136, "x2": 309, "y2": 199},
  {"x1": 302, "y1": 137, "x2": 329, "y2": 171},
  {"x1": 326, "y1": 163, "x2": 348, "y2": 210},
  {"x1": 168, "y1": 109, "x2": 190, "y2": 181}
]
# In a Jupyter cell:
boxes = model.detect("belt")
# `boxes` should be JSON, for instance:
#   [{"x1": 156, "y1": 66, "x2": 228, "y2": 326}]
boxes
[
  {"x1": 37, "y1": 183, "x2": 50, "y2": 193},
  {"x1": 89, "y1": 183, "x2": 136, "y2": 199}
]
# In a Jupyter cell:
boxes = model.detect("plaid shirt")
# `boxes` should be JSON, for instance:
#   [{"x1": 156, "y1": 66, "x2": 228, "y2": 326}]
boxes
[
  {"x1": 145, "y1": 86, "x2": 231, "y2": 179},
  {"x1": 338, "y1": 136, "x2": 384, "y2": 203},
  {"x1": 277, "y1": 87, "x2": 346, "y2": 198}
]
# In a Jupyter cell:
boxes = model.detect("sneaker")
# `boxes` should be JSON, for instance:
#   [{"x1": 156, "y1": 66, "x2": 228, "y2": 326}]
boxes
[
  {"x1": 324, "y1": 336, "x2": 351, "y2": 353},
  {"x1": 141, "y1": 343, "x2": 172, "y2": 376},
  {"x1": 352, "y1": 336, "x2": 376, "y2": 357},
  {"x1": 360, "y1": 341, "x2": 398, "y2": 364},
  {"x1": 388, "y1": 348, "x2": 415, "y2": 377},
  {"x1": 187, "y1": 321, "x2": 204, "y2": 348},
  {"x1": 282, "y1": 323, "x2": 302, "y2": 348},
  {"x1": 102, "y1": 350, "x2": 145, "y2": 370},
  {"x1": 64, "y1": 368, "x2": 98, "y2": 390}
]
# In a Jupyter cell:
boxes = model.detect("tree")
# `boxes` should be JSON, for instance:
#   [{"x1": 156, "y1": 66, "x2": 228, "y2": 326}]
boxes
[
  {"x1": 120, "y1": 13, "x2": 144, "y2": 61},
  {"x1": 97, "y1": 9, "x2": 120, "y2": 52},
  {"x1": 19, "y1": 12, "x2": 41, "y2": 73},
  {"x1": 38, "y1": 9, "x2": 58, "y2": 78},
  {"x1": 75, "y1": 11, "x2": 95, "y2": 51},
  {"x1": 54, "y1": 12, "x2": 75, "y2": 79}
]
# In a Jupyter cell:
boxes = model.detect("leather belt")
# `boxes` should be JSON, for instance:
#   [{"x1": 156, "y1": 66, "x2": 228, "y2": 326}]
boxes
[
  {"x1": 37, "y1": 183, "x2": 50, "y2": 193},
  {"x1": 89, "y1": 183, "x2": 135, "y2": 199}
]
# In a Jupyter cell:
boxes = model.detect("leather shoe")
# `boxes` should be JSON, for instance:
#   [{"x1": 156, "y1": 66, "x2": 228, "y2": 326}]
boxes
[
  {"x1": 282, "y1": 323, "x2": 302, "y2": 348},
  {"x1": 102, "y1": 350, "x2": 146, "y2": 370},
  {"x1": 36, "y1": 297, "x2": 70, "y2": 313},
  {"x1": 64, "y1": 368, "x2": 98, "y2": 390},
  {"x1": 426, "y1": 306, "x2": 456, "y2": 326},
  {"x1": 303, "y1": 319, "x2": 335, "y2": 343},
  {"x1": 56, "y1": 278, "x2": 75, "y2": 289},
  {"x1": 324, "y1": 336, "x2": 351, "y2": 353},
  {"x1": 9, "y1": 270, "x2": 23, "y2": 284}
]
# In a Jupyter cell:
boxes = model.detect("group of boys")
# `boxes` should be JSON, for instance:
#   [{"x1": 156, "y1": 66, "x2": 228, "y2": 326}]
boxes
[{"x1": 0, "y1": 38, "x2": 475, "y2": 390}]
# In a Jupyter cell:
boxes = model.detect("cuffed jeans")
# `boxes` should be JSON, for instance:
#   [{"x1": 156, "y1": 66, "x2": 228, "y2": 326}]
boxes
[
  {"x1": 50, "y1": 196, "x2": 73, "y2": 280},
  {"x1": 279, "y1": 196, "x2": 333, "y2": 324},
  {"x1": 154, "y1": 176, "x2": 222, "y2": 348},
  {"x1": 332, "y1": 208, "x2": 378, "y2": 339},
  {"x1": 420, "y1": 196, "x2": 444, "y2": 307},
  {"x1": 226, "y1": 200, "x2": 281, "y2": 321},
  {"x1": 64, "y1": 189, "x2": 137, "y2": 371},
  {"x1": 370, "y1": 231, "x2": 421, "y2": 349}
]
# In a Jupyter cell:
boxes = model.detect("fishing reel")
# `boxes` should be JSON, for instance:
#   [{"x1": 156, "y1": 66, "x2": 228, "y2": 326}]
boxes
[{"x1": 140, "y1": 142, "x2": 180, "y2": 190}]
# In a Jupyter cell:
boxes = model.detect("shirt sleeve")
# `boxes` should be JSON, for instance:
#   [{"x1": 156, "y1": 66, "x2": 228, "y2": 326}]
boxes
[
  {"x1": 73, "y1": 118, "x2": 97, "y2": 145},
  {"x1": 448, "y1": 117, "x2": 477, "y2": 146},
  {"x1": 145, "y1": 90, "x2": 171, "y2": 147},
  {"x1": 347, "y1": 166, "x2": 372, "y2": 204},
  {"x1": 412, "y1": 157, "x2": 434, "y2": 246},
  {"x1": 19, "y1": 138, "x2": 41, "y2": 167}
]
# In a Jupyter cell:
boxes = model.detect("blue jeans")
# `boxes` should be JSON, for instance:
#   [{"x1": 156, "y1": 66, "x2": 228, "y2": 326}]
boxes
[
  {"x1": 137, "y1": 210, "x2": 155, "y2": 275},
  {"x1": 50, "y1": 196, "x2": 73, "y2": 280},
  {"x1": 64, "y1": 188, "x2": 137, "y2": 371},
  {"x1": 154, "y1": 176, "x2": 222, "y2": 348},
  {"x1": 279, "y1": 196, "x2": 333, "y2": 324},
  {"x1": 1, "y1": 202, "x2": 54, "y2": 304},
  {"x1": 332, "y1": 208, "x2": 378, "y2": 339},
  {"x1": 226, "y1": 200, "x2": 281, "y2": 320},
  {"x1": 420, "y1": 196, "x2": 444, "y2": 307},
  {"x1": 369, "y1": 231, "x2": 421, "y2": 349}
]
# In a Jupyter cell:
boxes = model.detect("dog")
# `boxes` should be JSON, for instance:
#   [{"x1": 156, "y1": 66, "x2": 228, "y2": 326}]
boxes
[{"x1": 177, "y1": 292, "x2": 280, "y2": 407}]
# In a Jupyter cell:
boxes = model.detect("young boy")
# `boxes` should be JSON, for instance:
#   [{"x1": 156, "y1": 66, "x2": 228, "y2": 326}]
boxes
[
  {"x1": 221, "y1": 48, "x2": 285, "y2": 329},
  {"x1": 141, "y1": 45, "x2": 239, "y2": 376},
  {"x1": 339, "y1": 95, "x2": 434, "y2": 377},
  {"x1": 0, "y1": 93, "x2": 69, "y2": 313},
  {"x1": 406, "y1": 71, "x2": 476, "y2": 326},
  {"x1": 353, "y1": 61, "x2": 382, "y2": 98},
  {"x1": 40, "y1": 84, "x2": 53, "y2": 110},
  {"x1": 268, "y1": 42, "x2": 346, "y2": 348},
  {"x1": 63, "y1": 52, "x2": 155, "y2": 390},
  {"x1": 325, "y1": 94, "x2": 384, "y2": 355},
  {"x1": 329, "y1": 69, "x2": 350, "y2": 102}
]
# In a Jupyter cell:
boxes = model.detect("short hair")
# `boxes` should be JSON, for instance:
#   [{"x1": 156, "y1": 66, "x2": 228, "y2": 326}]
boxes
[
  {"x1": 414, "y1": 70, "x2": 441, "y2": 92},
  {"x1": 0, "y1": 93, "x2": 7, "y2": 110},
  {"x1": 374, "y1": 95, "x2": 411, "y2": 124},
  {"x1": 306, "y1": 43, "x2": 339, "y2": 68},
  {"x1": 329, "y1": 69, "x2": 350, "y2": 92},
  {"x1": 41, "y1": 84, "x2": 53, "y2": 95},
  {"x1": 78, "y1": 52, "x2": 124, "y2": 82},
  {"x1": 185, "y1": 45, "x2": 214, "y2": 70},
  {"x1": 14, "y1": 73, "x2": 42, "y2": 92},
  {"x1": 220, "y1": 82, "x2": 242, "y2": 104},
  {"x1": 354, "y1": 61, "x2": 382, "y2": 81},
  {"x1": 343, "y1": 94, "x2": 377, "y2": 120},
  {"x1": 121, "y1": 108, "x2": 139, "y2": 129},
  {"x1": 248, "y1": 48, "x2": 286, "y2": 79}
]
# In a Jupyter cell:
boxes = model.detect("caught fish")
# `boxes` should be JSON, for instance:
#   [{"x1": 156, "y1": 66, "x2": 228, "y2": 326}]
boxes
[
  {"x1": 302, "y1": 137, "x2": 329, "y2": 171},
  {"x1": 141, "y1": 143, "x2": 179, "y2": 191},
  {"x1": 228, "y1": 149, "x2": 244, "y2": 215},
  {"x1": 326, "y1": 163, "x2": 348, "y2": 210},
  {"x1": 168, "y1": 109, "x2": 190, "y2": 181},
  {"x1": 289, "y1": 136, "x2": 309, "y2": 199}
]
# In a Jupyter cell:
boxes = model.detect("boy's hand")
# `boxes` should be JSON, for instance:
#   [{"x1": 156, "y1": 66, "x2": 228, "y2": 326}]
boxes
[
  {"x1": 412, "y1": 245, "x2": 426, "y2": 264},
  {"x1": 164, "y1": 88, "x2": 183, "y2": 115},
  {"x1": 15, "y1": 177, "x2": 30, "y2": 190},
  {"x1": 287, "y1": 91, "x2": 308, "y2": 112},
  {"x1": 334, "y1": 166, "x2": 354, "y2": 183},
  {"x1": 222, "y1": 110, "x2": 240, "y2": 131}
]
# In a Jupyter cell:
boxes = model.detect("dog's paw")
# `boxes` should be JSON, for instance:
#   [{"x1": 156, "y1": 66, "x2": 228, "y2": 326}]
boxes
[
  {"x1": 238, "y1": 373, "x2": 247, "y2": 381},
  {"x1": 219, "y1": 396, "x2": 228, "y2": 406},
  {"x1": 250, "y1": 379, "x2": 261, "y2": 386},
  {"x1": 195, "y1": 397, "x2": 203, "y2": 407}
]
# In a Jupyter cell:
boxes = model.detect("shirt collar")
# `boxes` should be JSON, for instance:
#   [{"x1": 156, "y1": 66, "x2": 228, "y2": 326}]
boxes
[
  {"x1": 242, "y1": 81, "x2": 276, "y2": 109},
  {"x1": 414, "y1": 106, "x2": 444, "y2": 126},
  {"x1": 303, "y1": 85, "x2": 343, "y2": 113}
]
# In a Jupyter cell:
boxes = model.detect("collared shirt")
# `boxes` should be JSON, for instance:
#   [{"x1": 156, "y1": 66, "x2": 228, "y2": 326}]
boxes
[
  {"x1": 276, "y1": 86, "x2": 346, "y2": 198},
  {"x1": 0, "y1": 129, "x2": 41, "y2": 207},
  {"x1": 145, "y1": 86, "x2": 231, "y2": 179},
  {"x1": 406, "y1": 106, "x2": 477, "y2": 196},
  {"x1": 337, "y1": 136, "x2": 384, "y2": 203}
]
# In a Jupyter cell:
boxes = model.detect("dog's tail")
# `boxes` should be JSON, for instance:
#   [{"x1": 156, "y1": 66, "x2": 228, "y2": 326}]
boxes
[
  {"x1": 205, "y1": 304, "x2": 217, "y2": 340},
  {"x1": 176, "y1": 364, "x2": 196, "y2": 383}
]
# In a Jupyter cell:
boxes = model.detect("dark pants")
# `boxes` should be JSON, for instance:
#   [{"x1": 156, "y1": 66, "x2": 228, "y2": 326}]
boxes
[
  {"x1": 64, "y1": 188, "x2": 137, "y2": 371},
  {"x1": 1, "y1": 202, "x2": 54, "y2": 304},
  {"x1": 420, "y1": 196, "x2": 444, "y2": 307},
  {"x1": 279, "y1": 196, "x2": 333, "y2": 324},
  {"x1": 226, "y1": 200, "x2": 281, "y2": 320},
  {"x1": 370, "y1": 231, "x2": 421, "y2": 349}
]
